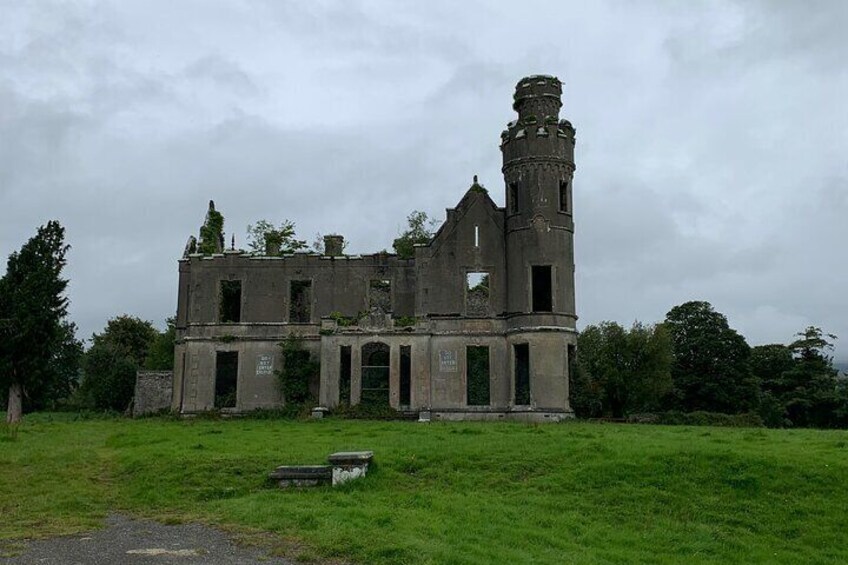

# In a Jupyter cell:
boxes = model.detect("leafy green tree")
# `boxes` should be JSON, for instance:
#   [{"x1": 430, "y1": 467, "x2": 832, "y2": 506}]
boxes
[
  {"x1": 91, "y1": 315, "x2": 158, "y2": 367},
  {"x1": 392, "y1": 211, "x2": 436, "y2": 259},
  {"x1": 80, "y1": 342, "x2": 138, "y2": 412},
  {"x1": 572, "y1": 321, "x2": 672, "y2": 418},
  {"x1": 144, "y1": 318, "x2": 176, "y2": 370},
  {"x1": 663, "y1": 301, "x2": 758, "y2": 414},
  {"x1": 246, "y1": 219, "x2": 306, "y2": 255},
  {"x1": 750, "y1": 344, "x2": 795, "y2": 427},
  {"x1": 79, "y1": 315, "x2": 159, "y2": 411},
  {"x1": 0, "y1": 221, "x2": 71, "y2": 423}
]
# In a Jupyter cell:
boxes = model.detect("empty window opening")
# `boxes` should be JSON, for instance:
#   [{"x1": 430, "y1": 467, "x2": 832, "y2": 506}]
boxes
[
  {"x1": 368, "y1": 279, "x2": 391, "y2": 314},
  {"x1": 289, "y1": 280, "x2": 312, "y2": 322},
  {"x1": 514, "y1": 343, "x2": 530, "y2": 405},
  {"x1": 466, "y1": 272, "x2": 490, "y2": 317},
  {"x1": 215, "y1": 351, "x2": 238, "y2": 408},
  {"x1": 219, "y1": 280, "x2": 242, "y2": 323},
  {"x1": 361, "y1": 342, "x2": 390, "y2": 406},
  {"x1": 466, "y1": 346, "x2": 490, "y2": 406},
  {"x1": 509, "y1": 182, "x2": 519, "y2": 214},
  {"x1": 531, "y1": 266, "x2": 553, "y2": 312},
  {"x1": 339, "y1": 345, "x2": 352, "y2": 405},
  {"x1": 474, "y1": 225, "x2": 480, "y2": 247},
  {"x1": 400, "y1": 345, "x2": 411, "y2": 406},
  {"x1": 559, "y1": 180, "x2": 569, "y2": 212}
]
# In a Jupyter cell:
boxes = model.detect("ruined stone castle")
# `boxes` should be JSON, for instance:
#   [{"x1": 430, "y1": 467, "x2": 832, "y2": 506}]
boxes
[{"x1": 171, "y1": 75, "x2": 577, "y2": 421}]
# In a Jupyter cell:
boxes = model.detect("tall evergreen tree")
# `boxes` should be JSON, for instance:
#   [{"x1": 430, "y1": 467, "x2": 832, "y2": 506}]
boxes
[{"x1": 0, "y1": 221, "x2": 70, "y2": 423}]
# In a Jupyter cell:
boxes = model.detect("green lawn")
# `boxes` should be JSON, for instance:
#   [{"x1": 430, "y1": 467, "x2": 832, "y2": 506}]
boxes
[{"x1": 1, "y1": 414, "x2": 847, "y2": 564}]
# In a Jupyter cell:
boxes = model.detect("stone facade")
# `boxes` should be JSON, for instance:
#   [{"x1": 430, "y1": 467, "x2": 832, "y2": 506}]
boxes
[
  {"x1": 133, "y1": 371, "x2": 174, "y2": 416},
  {"x1": 172, "y1": 75, "x2": 578, "y2": 421}
]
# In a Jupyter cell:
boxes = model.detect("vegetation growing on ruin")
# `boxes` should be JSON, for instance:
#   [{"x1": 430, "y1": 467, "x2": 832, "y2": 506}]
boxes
[
  {"x1": 246, "y1": 219, "x2": 307, "y2": 255},
  {"x1": 392, "y1": 210, "x2": 436, "y2": 259},
  {"x1": 1, "y1": 416, "x2": 847, "y2": 564},
  {"x1": 275, "y1": 337, "x2": 319, "y2": 405},
  {"x1": 197, "y1": 205, "x2": 224, "y2": 254}
]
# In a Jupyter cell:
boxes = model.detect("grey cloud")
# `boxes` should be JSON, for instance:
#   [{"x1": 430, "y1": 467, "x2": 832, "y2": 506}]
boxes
[{"x1": 1, "y1": 1, "x2": 845, "y2": 360}]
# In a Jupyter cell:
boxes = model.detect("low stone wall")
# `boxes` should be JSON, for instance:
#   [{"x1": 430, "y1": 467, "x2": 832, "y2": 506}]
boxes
[{"x1": 133, "y1": 371, "x2": 173, "y2": 416}]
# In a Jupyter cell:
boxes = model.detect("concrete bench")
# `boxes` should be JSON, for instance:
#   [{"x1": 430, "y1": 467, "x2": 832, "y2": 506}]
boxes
[{"x1": 269, "y1": 451, "x2": 373, "y2": 488}]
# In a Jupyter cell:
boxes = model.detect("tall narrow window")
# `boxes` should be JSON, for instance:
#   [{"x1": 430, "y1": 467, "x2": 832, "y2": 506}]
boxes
[
  {"x1": 514, "y1": 343, "x2": 530, "y2": 405},
  {"x1": 215, "y1": 351, "x2": 238, "y2": 408},
  {"x1": 474, "y1": 225, "x2": 480, "y2": 247},
  {"x1": 368, "y1": 279, "x2": 391, "y2": 314},
  {"x1": 559, "y1": 180, "x2": 569, "y2": 212},
  {"x1": 466, "y1": 346, "x2": 490, "y2": 406},
  {"x1": 219, "y1": 280, "x2": 241, "y2": 323},
  {"x1": 466, "y1": 272, "x2": 490, "y2": 317},
  {"x1": 361, "y1": 342, "x2": 390, "y2": 406},
  {"x1": 289, "y1": 280, "x2": 312, "y2": 322},
  {"x1": 400, "y1": 345, "x2": 411, "y2": 406},
  {"x1": 509, "y1": 182, "x2": 519, "y2": 214},
  {"x1": 339, "y1": 345, "x2": 352, "y2": 405},
  {"x1": 531, "y1": 266, "x2": 552, "y2": 312}
]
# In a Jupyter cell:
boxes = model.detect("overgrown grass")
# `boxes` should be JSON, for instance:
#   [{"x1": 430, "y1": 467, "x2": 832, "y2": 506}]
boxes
[{"x1": 1, "y1": 414, "x2": 847, "y2": 564}]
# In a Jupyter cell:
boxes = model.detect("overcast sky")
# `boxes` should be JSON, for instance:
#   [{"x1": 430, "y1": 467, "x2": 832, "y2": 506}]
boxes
[{"x1": 1, "y1": 1, "x2": 846, "y2": 360}]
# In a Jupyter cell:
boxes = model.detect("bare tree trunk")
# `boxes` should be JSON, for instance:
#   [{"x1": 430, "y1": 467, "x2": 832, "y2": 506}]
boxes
[{"x1": 6, "y1": 383, "x2": 22, "y2": 424}]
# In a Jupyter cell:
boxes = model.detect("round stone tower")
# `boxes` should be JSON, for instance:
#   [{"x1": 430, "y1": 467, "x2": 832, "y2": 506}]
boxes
[{"x1": 500, "y1": 75, "x2": 576, "y2": 412}]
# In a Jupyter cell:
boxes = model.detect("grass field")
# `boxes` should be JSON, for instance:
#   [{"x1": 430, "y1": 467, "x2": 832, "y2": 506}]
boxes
[{"x1": 1, "y1": 414, "x2": 847, "y2": 564}]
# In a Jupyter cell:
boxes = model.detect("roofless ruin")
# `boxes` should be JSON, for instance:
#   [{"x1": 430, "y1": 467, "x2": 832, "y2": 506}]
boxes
[{"x1": 171, "y1": 75, "x2": 578, "y2": 421}]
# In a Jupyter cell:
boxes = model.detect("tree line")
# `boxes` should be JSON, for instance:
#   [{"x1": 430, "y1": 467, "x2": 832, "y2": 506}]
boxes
[
  {"x1": 1, "y1": 222, "x2": 173, "y2": 423},
  {"x1": 572, "y1": 301, "x2": 846, "y2": 428}
]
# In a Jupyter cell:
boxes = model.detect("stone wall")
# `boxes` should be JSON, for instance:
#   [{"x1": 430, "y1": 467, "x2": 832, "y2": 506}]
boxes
[{"x1": 134, "y1": 371, "x2": 173, "y2": 416}]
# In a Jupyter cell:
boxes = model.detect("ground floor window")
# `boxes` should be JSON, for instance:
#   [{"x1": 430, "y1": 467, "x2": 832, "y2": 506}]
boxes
[
  {"x1": 400, "y1": 345, "x2": 411, "y2": 406},
  {"x1": 215, "y1": 351, "x2": 238, "y2": 408},
  {"x1": 339, "y1": 345, "x2": 352, "y2": 404},
  {"x1": 514, "y1": 343, "x2": 530, "y2": 405}
]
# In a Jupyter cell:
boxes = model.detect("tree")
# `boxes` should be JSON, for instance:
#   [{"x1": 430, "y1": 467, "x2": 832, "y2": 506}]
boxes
[
  {"x1": 750, "y1": 344, "x2": 795, "y2": 427},
  {"x1": 90, "y1": 315, "x2": 158, "y2": 367},
  {"x1": 392, "y1": 211, "x2": 436, "y2": 259},
  {"x1": 663, "y1": 301, "x2": 758, "y2": 414},
  {"x1": 79, "y1": 315, "x2": 159, "y2": 411},
  {"x1": 144, "y1": 318, "x2": 176, "y2": 370},
  {"x1": 780, "y1": 327, "x2": 841, "y2": 428},
  {"x1": 572, "y1": 321, "x2": 672, "y2": 418},
  {"x1": 80, "y1": 342, "x2": 138, "y2": 411},
  {"x1": 247, "y1": 220, "x2": 306, "y2": 255},
  {"x1": 0, "y1": 221, "x2": 70, "y2": 423}
]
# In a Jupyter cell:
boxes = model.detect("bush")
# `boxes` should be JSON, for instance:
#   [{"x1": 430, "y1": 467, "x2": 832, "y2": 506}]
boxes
[{"x1": 276, "y1": 337, "x2": 319, "y2": 405}]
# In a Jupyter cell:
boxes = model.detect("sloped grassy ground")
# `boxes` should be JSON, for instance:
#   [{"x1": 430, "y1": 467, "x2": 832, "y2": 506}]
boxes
[{"x1": 1, "y1": 414, "x2": 847, "y2": 564}]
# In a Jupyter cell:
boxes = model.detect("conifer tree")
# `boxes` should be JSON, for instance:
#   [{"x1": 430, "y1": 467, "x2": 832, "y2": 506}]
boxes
[{"x1": 0, "y1": 221, "x2": 70, "y2": 424}]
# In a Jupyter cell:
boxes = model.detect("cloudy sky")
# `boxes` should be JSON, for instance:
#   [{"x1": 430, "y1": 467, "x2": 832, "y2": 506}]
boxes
[{"x1": 1, "y1": 1, "x2": 846, "y2": 360}]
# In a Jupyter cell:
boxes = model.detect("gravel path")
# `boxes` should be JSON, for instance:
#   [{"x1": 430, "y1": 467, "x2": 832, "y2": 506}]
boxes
[{"x1": 1, "y1": 514, "x2": 294, "y2": 564}]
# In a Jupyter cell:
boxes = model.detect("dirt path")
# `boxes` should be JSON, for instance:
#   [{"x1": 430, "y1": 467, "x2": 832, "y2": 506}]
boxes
[{"x1": 1, "y1": 514, "x2": 294, "y2": 564}]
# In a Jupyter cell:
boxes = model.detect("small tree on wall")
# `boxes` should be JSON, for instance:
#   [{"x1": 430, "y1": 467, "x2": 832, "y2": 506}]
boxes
[{"x1": 246, "y1": 219, "x2": 307, "y2": 255}]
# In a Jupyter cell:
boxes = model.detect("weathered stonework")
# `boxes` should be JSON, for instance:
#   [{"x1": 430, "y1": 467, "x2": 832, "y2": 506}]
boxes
[
  {"x1": 172, "y1": 75, "x2": 578, "y2": 421},
  {"x1": 133, "y1": 371, "x2": 173, "y2": 416}
]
